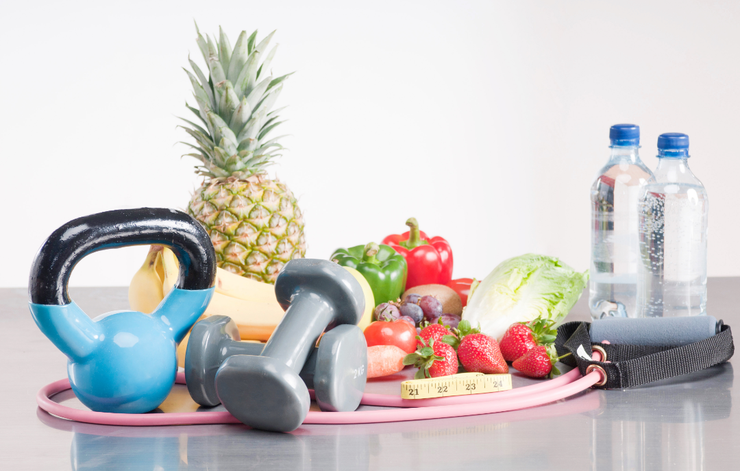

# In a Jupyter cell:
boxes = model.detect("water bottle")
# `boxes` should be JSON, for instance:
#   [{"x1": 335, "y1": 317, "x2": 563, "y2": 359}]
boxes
[
  {"x1": 637, "y1": 133, "x2": 708, "y2": 317},
  {"x1": 590, "y1": 124, "x2": 654, "y2": 319}
]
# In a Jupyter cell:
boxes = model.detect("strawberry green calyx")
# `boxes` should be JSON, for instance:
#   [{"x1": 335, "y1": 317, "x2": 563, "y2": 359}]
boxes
[
  {"x1": 442, "y1": 319, "x2": 481, "y2": 350},
  {"x1": 403, "y1": 337, "x2": 458, "y2": 379},
  {"x1": 403, "y1": 337, "x2": 444, "y2": 379},
  {"x1": 548, "y1": 346, "x2": 572, "y2": 378},
  {"x1": 526, "y1": 317, "x2": 558, "y2": 346}
]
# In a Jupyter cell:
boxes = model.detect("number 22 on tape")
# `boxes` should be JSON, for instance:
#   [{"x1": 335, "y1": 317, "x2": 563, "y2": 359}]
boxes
[{"x1": 401, "y1": 373, "x2": 512, "y2": 399}]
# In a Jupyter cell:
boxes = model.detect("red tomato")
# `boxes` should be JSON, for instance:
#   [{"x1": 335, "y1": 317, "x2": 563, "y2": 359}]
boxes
[
  {"x1": 363, "y1": 320, "x2": 417, "y2": 354},
  {"x1": 446, "y1": 278, "x2": 475, "y2": 307}
]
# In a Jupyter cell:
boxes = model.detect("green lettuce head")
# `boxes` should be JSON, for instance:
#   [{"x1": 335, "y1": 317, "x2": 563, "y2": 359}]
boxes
[{"x1": 462, "y1": 254, "x2": 588, "y2": 341}]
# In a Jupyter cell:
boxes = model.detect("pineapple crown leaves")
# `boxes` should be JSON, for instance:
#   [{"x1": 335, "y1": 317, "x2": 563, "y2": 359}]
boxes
[
  {"x1": 179, "y1": 21, "x2": 293, "y2": 179},
  {"x1": 403, "y1": 337, "x2": 445, "y2": 380}
]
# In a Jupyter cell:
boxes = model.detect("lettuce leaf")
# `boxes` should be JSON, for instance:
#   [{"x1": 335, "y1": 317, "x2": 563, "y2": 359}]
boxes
[{"x1": 462, "y1": 254, "x2": 588, "y2": 341}]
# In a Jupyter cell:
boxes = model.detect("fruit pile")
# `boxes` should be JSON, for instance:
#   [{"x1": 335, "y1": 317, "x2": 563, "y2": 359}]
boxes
[
  {"x1": 403, "y1": 321, "x2": 508, "y2": 379},
  {"x1": 125, "y1": 24, "x2": 584, "y2": 392}
]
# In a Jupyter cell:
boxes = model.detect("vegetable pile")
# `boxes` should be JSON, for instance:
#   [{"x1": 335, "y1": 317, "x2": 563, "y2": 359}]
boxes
[{"x1": 329, "y1": 219, "x2": 587, "y2": 381}]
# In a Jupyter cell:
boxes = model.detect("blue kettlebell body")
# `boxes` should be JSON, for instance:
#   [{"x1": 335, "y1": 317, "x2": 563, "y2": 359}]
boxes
[{"x1": 30, "y1": 288, "x2": 213, "y2": 413}]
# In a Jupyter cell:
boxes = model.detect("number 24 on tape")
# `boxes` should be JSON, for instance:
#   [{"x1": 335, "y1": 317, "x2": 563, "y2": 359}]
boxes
[{"x1": 401, "y1": 373, "x2": 512, "y2": 399}]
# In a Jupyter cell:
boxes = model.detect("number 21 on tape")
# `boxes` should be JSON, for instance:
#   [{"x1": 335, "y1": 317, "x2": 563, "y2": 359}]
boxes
[{"x1": 401, "y1": 373, "x2": 512, "y2": 399}]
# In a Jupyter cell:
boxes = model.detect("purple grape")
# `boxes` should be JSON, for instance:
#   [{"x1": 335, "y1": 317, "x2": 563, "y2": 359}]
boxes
[
  {"x1": 405, "y1": 293, "x2": 422, "y2": 305},
  {"x1": 374, "y1": 303, "x2": 400, "y2": 322},
  {"x1": 399, "y1": 302, "x2": 424, "y2": 325},
  {"x1": 399, "y1": 315, "x2": 416, "y2": 327},
  {"x1": 416, "y1": 326, "x2": 422, "y2": 335},
  {"x1": 439, "y1": 313, "x2": 461, "y2": 329},
  {"x1": 419, "y1": 295, "x2": 443, "y2": 321}
]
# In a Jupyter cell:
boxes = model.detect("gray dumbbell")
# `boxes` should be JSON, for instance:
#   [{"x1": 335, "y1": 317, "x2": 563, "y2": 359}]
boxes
[
  {"x1": 214, "y1": 259, "x2": 366, "y2": 432},
  {"x1": 185, "y1": 315, "x2": 367, "y2": 412}
]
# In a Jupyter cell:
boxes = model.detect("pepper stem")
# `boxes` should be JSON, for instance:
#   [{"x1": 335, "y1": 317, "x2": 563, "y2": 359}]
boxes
[
  {"x1": 402, "y1": 217, "x2": 427, "y2": 249},
  {"x1": 362, "y1": 242, "x2": 380, "y2": 264}
]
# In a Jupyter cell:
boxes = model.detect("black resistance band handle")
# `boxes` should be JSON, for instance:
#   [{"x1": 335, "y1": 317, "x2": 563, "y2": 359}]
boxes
[{"x1": 555, "y1": 321, "x2": 734, "y2": 389}]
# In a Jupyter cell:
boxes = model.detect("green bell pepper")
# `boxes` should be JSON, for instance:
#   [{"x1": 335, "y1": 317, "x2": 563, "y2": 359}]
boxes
[{"x1": 330, "y1": 242, "x2": 408, "y2": 305}]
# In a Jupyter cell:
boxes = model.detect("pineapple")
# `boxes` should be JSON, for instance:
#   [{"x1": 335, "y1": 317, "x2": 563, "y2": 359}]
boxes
[{"x1": 181, "y1": 24, "x2": 306, "y2": 283}]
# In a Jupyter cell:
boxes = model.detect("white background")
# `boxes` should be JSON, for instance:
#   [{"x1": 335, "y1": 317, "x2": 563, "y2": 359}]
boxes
[{"x1": 2, "y1": 0, "x2": 739, "y2": 288}]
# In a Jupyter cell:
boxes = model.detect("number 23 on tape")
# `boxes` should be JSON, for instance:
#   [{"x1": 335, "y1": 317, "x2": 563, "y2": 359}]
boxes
[{"x1": 401, "y1": 373, "x2": 513, "y2": 399}]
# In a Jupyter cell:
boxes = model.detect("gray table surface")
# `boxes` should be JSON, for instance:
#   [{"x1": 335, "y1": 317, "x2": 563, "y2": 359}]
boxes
[{"x1": 1, "y1": 279, "x2": 738, "y2": 470}]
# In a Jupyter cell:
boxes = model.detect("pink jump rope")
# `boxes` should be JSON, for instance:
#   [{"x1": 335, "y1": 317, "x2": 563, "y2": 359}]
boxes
[{"x1": 36, "y1": 351, "x2": 605, "y2": 427}]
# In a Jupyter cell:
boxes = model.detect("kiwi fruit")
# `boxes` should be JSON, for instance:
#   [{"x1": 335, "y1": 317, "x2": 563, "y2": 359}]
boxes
[{"x1": 402, "y1": 284, "x2": 463, "y2": 316}]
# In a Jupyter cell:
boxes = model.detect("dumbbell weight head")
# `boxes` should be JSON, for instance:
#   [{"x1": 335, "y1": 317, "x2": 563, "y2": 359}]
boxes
[
  {"x1": 185, "y1": 316, "x2": 263, "y2": 407},
  {"x1": 301, "y1": 324, "x2": 367, "y2": 413},
  {"x1": 215, "y1": 259, "x2": 365, "y2": 432},
  {"x1": 186, "y1": 316, "x2": 368, "y2": 413}
]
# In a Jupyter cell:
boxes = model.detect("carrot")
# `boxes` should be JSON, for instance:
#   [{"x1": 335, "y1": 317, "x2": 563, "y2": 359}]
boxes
[{"x1": 367, "y1": 345, "x2": 408, "y2": 378}]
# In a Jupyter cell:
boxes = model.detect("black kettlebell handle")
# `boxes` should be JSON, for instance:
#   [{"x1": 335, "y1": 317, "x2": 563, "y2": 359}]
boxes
[{"x1": 29, "y1": 208, "x2": 217, "y2": 305}]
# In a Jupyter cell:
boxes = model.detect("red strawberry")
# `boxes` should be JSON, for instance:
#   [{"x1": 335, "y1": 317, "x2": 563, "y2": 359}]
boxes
[
  {"x1": 499, "y1": 318, "x2": 557, "y2": 362},
  {"x1": 418, "y1": 323, "x2": 455, "y2": 348},
  {"x1": 500, "y1": 324, "x2": 537, "y2": 361},
  {"x1": 512, "y1": 345, "x2": 558, "y2": 378},
  {"x1": 457, "y1": 334, "x2": 508, "y2": 374},
  {"x1": 403, "y1": 338, "x2": 459, "y2": 379}
]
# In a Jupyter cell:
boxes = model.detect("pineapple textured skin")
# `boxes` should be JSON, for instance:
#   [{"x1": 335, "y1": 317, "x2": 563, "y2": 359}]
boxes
[
  {"x1": 188, "y1": 174, "x2": 306, "y2": 283},
  {"x1": 181, "y1": 24, "x2": 306, "y2": 283}
]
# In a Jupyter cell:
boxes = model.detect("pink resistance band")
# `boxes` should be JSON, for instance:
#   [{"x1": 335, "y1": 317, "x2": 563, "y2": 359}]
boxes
[{"x1": 37, "y1": 356, "x2": 604, "y2": 427}]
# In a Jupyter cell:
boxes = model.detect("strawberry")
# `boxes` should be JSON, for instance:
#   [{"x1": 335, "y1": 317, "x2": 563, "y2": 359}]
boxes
[
  {"x1": 499, "y1": 324, "x2": 537, "y2": 362},
  {"x1": 512, "y1": 345, "x2": 560, "y2": 379},
  {"x1": 418, "y1": 323, "x2": 455, "y2": 348},
  {"x1": 499, "y1": 318, "x2": 557, "y2": 362},
  {"x1": 457, "y1": 334, "x2": 508, "y2": 374},
  {"x1": 441, "y1": 319, "x2": 480, "y2": 350},
  {"x1": 403, "y1": 337, "x2": 459, "y2": 379}
]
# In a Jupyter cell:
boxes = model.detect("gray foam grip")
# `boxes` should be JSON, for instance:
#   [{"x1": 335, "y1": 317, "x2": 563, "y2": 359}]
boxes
[{"x1": 590, "y1": 316, "x2": 718, "y2": 346}]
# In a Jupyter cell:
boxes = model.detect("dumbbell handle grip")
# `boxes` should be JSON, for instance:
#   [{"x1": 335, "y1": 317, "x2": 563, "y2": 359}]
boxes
[
  {"x1": 261, "y1": 294, "x2": 333, "y2": 371},
  {"x1": 219, "y1": 340, "x2": 263, "y2": 361},
  {"x1": 219, "y1": 338, "x2": 321, "y2": 385}
]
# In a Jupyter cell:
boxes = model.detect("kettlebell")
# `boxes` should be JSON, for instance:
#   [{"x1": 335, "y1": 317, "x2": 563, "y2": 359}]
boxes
[{"x1": 29, "y1": 208, "x2": 217, "y2": 414}]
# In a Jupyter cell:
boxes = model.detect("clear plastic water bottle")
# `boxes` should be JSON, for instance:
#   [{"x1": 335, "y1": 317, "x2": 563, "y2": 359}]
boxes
[
  {"x1": 590, "y1": 124, "x2": 654, "y2": 319},
  {"x1": 637, "y1": 133, "x2": 708, "y2": 317}
]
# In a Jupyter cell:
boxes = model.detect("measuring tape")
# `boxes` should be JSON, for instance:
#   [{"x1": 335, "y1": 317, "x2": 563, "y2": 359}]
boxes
[{"x1": 400, "y1": 373, "x2": 513, "y2": 399}]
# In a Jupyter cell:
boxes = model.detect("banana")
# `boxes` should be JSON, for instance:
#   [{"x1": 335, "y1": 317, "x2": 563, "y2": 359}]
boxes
[
  {"x1": 161, "y1": 247, "x2": 180, "y2": 297},
  {"x1": 131, "y1": 248, "x2": 374, "y2": 366},
  {"x1": 128, "y1": 245, "x2": 165, "y2": 314},
  {"x1": 343, "y1": 266, "x2": 375, "y2": 331},
  {"x1": 204, "y1": 292, "x2": 285, "y2": 341},
  {"x1": 213, "y1": 266, "x2": 277, "y2": 303}
]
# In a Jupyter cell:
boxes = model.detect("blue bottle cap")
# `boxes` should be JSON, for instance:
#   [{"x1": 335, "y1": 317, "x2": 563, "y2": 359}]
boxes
[
  {"x1": 609, "y1": 124, "x2": 640, "y2": 146},
  {"x1": 657, "y1": 132, "x2": 690, "y2": 158}
]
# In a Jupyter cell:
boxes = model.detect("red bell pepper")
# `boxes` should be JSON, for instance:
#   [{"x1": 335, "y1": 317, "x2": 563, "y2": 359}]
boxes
[
  {"x1": 446, "y1": 278, "x2": 475, "y2": 307},
  {"x1": 382, "y1": 217, "x2": 453, "y2": 289}
]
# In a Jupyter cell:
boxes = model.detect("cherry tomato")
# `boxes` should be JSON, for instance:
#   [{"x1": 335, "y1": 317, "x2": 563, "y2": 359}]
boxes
[
  {"x1": 363, "y1": 320, "x2": 417, "y2": 354},
  {"x1": 446, "y1": 278, "x2": 475, "y2": 307}
]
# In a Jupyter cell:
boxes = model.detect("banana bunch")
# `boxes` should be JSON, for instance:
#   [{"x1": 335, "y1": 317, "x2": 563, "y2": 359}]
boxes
[
  {"x1": 128, "y1": 245, "x2": 286, "y2": 341},
  {"x1": 129, "y1": 246, "x2": 376, "y2": 366}
]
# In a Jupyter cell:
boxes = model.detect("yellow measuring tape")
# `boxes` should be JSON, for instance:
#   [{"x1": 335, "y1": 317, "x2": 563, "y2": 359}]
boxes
[{"x1": 400, "y1": 372, "x2": 513, "y2": 399}]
